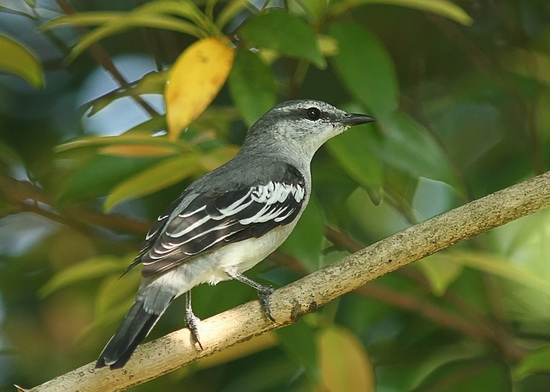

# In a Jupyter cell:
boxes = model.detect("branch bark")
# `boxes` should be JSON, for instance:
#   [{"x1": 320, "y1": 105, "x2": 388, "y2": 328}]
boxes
[{"x1": 25, "y1": 172, "x2": 550, "y2": 392}]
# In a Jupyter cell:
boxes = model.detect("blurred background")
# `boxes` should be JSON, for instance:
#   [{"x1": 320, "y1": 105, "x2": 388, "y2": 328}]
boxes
[{"x1": 0, "y1": 0, "x2": 549, "y2": 391}]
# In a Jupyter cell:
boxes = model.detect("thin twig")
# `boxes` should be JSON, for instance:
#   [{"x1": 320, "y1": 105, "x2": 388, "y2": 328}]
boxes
[{"x1": 54, "y1": 0, "x2": 160, "y2": 118}]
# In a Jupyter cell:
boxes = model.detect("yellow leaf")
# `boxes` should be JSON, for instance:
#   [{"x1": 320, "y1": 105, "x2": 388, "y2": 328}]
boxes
[
  {"x1": 165, "y1": 37, "x2": 234, "y2": 140},
  {"x1": 318, "y1": 326, "x2": 375, "y2": 392}
]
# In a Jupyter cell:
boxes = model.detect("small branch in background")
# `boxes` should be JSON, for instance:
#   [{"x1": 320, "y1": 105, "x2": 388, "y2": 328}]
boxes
[
  {"x1": 0, "y1": 173, "x2": 149, "y2": 241},
  {"x1": 53, "y1": 0, "x2": 160, "y2": 118}
]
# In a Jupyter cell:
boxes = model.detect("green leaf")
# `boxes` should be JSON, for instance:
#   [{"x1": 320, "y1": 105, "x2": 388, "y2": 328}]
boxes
[
  {"x1": 446, "y1": 250, "x2": 550, "y2": 296},
  {"x1": 79, "y1": 273, "x2": 139, "y2": 341},
  {"x1": 500, "y1": 48, "x2": 550, "y2": 86},
  {"x1": 216, "y1": 0, "x2": 252, "y2": 29},
  {"x1": 393, "y1": 343, "x2": 484, "y2": 390},
  {"x1": 40, "y1": 1, "x2": 217, "y2": 62},
  {"x1": 56, "y1": 133, "x2": 185, "y2": 154},
  {"x1": 416, "y1": 253, "x2": 463, "y2": 296},
  {"x1": 276, "y1": 320, "x2": 319, "y2": 382},
  {"x1": 514, "y1": 346, "x2": 550, "y2": 379},
  {"x1": 104, "y1": 154, "x2": 200, "y2": 211},
  {"x1": 382, "y1": 112, "x2": 458, "y2": 187},
  {"x1": 329, "y1": 22, "x2": 399, "y2": 119},
  {"x1": 39, "y1": 12, "x2": 125, "y2": 29},
  {"x1": 95, "y1": 272, "x2": 140, "y2": 320},
  {"x1": 40, "y1": 256, "x2": 128, "y2": 297},
  {"x1": 279, "y1": 200, "x2": 324, "y2": 273},
  {"x1": 326, "y1": 125, "x2": 383, "y2": 202},
  {"x1": 0, "y1": 4, "x2": 35, "y2": 18},
  {"x1": 66, "y1": 14, "x2": 204, "y2": 63},
  {"x1": 85, "y1": 70, "x2": 168, "y2": 116},
  {"x1": 56, "y1": 154, "x2": 163, "y2": 204},
  {"x1": 41, "y1": 1, "x2": 208, "y2": 62},
  {"x1": 317, "y1": 326, "x2": 375, "y2": 392},
  {"x1": 0, "y1": 35, "x2": 44, "y2": 89},
  {"x1": 289, "y1": 0, "x2": 329, "y2": 23},
  {"x1": 229, "y1": 49, "x2": 276, "y2": 126},
  {"x1": 330, "y1": 0, "x2": 472, "y2": 26},
  {"x1": 239, "y1": 11, "x2": 326, "y2": 68}
]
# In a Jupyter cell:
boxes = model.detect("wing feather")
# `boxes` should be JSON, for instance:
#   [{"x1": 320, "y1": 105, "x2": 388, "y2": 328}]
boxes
[{"x1": 132, "y1": 164, "x2": 306, "y2": 277}]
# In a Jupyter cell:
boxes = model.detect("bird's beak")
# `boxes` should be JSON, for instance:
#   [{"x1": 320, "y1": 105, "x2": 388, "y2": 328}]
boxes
[{"x1": 341, "y1": 113, "x2": 376, "y2": 126}]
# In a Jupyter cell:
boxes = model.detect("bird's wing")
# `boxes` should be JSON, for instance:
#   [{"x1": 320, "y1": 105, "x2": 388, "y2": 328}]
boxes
[{"x1": 134, "y1": 164, "x2": 306, "y2": 277}]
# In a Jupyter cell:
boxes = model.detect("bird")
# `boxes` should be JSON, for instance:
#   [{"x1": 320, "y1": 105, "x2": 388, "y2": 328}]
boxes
[{"x1": 95, "y1": 99, "x2": 375, "y2": 369}]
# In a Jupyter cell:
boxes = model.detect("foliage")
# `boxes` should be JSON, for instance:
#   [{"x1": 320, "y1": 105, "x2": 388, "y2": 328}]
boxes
[{"x1": 0, "y1": 0, "x2": 549, "y2": 391}]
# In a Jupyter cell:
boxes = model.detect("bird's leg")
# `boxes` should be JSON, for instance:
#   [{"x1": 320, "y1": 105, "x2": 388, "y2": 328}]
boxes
[
  {"x1": 184, "y1": 291, "x2": 204, "y2": 350},
  {"x1": 227, "y1": 271, "x2": 276, "y2": 322}
]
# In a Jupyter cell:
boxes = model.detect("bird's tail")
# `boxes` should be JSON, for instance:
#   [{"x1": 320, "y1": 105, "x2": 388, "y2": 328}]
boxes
[{"x1": 95, "y1": 300, "x2": 166, "y2": 369}]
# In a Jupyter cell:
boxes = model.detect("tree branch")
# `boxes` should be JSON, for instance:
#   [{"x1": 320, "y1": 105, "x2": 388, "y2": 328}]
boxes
[
  {"x1": 25, "y1": 172, "x2": 550, "y2": 392},
  {"x1": 54, "y1": 0, "x2": 160, "y2": 118}
]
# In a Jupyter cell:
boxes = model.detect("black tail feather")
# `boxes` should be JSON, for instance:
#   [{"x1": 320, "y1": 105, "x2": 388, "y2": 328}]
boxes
[{"x1": 96, "y1": 301, "x2": 159, "y2": 369}]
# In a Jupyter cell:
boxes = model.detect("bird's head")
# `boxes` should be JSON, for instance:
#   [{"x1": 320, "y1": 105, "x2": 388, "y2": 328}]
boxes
[{"x1": 244, "y1": 99, "x2": 375, "y2": 159}]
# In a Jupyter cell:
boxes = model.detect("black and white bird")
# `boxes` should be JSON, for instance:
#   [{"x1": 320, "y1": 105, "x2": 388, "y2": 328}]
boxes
[{"x1": 95, "y1": 99, "x2": 375, "y2": 369}]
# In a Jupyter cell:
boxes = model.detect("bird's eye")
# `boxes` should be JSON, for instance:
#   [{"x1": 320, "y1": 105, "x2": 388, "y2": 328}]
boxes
[{"x1": 305, "y1": 107, "x2": 321, "y2": 121}]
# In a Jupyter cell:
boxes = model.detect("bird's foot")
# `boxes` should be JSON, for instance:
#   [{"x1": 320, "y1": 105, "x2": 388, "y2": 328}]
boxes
[
  {"x1": 258, "y1": 286, "x2": 276, "y2": 322},
  {"x1": 185, "y1": 307, "x2": 204, "y2": 350},
  {"x1": 225, "y1": 270, "x2": 277, "y2": 322},
  {"x1": 185, "y1": 292, "x2": 204, "y2": 350}
]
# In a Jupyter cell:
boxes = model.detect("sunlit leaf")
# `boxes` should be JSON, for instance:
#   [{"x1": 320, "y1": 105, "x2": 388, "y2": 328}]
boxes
[
  {"x1": 446, "y1": 250, "x2": 550, "y2": 296},
  {"x1": 165, "y1": 36, "x2": 234, "y2": 140},
  {"x1": 317, "y1": 326, "x2": 375, "y2": 392},
  {"x1": 135, "y1": 0, "x2": 208, "y2": 24},
  {"x1": 326, "y1": 126, "x2": 383, "y2": 203},
  {"x1": 229, "y1": 49, "x2": 276, "y2": 126},
  {"x1": 55, "y1": 133, "x2": 186, "y2": 154},
  {"x1": 239, "y1": 11, "x2": 326, "y2": 68},
  {"x1": 104, "y1": 154, "x2": 200, "y2": 211},
  {"x1": 39, "y1": 11, "x2": 125, "y2": 29},
  {"x1": 416, "y1": 253, "x2": 463, "y2": 296},
  {"x1": 99, "y1": 144, "x2": 178, "y2": 158},
  {"x1": 330, "y1": 0, "x2": 472, "y2": 25},
  {"x1": 318, "y1": 34, "x2": 339, "y2": 57},
  {"x1": 66, "y1": 14, "x2": 204, "y2": 63},
  {"x1": 0, "y1": 35, "x2": 43, "y2": 89},
  {"x1": 514, "y1": 346, "x2": 550, "y2": 379},
  {"x1": 329, "y1": 22, "x2": 399, "y2": 119},
  {"x1": 40, "y1": 1, "x2": 215, "y2": 62},
  {"x1": 40, "y1": 256, "x2": 128, "y2": 297}
]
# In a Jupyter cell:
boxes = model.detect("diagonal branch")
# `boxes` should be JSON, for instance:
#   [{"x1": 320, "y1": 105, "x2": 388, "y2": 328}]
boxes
[
  {"x1": 54, "y1": 0, "x2": 160, "y2": 118},
  {"x1": 25, "y1": 171, "x2": 550, "y2": 392}
]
